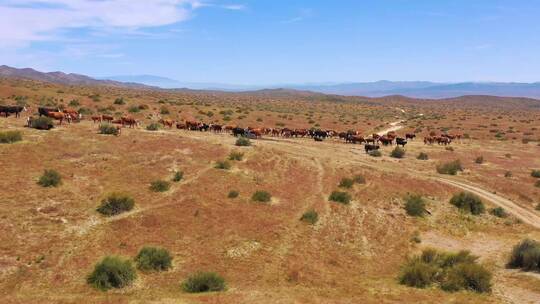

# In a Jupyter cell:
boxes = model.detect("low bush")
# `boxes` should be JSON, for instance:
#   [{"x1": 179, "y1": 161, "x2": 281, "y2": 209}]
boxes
[
  {"x1": 417, "y1": 152, "x2": 429, "y2": 160},
  {"x1": 353, "y1": 174, "x2": 366, "y2": 184},
  {"x1": 96, "y1": 193, "x2": 135, "y2": 216},
  {"x1": 489, "y1": 207, "x2": 508, "y2": 218},
  {"x1": 300, "y1": 209, "x2": 319, "y2": 225},
  {"x1": 114, "y1": 98, "x2": 125, "y2": 105},
  {"x1": 450, "y1": 192, "x2": 485, "y2": 215},
  {"x1": 390, "y1": 147, "x2": 406, "y2": 158},
  {"x1": 436, "y1": 160, "x2": 463, "y2": 175},
  {"x1": 507, "y1": 239, "x2": 540, "y2": 272},
  {"x1": 215, "y1": 160, "x2": 231, "y2": 170},
  {"x1": 146, "y1": 123, "x2": 161, "y2": 131},
  {"x1": 150, "y1": 180, "x2": 171, "y2": 192},
  {"x1": 128, "y1": 106, "x2": 140, "y2": 113},
  {"x1": 475, "y1": 156, "x2": 484, "y2": 164},
  {"x1": 37, "y1": 169, "x2": 62, "y2": 187},
  {"x1": 252, "y1": 190, "x2": 271, "y2": 203},
  {"x1": 228, "y1": 151, "x2": 244, "y2": 161},
  {"x1": 368, "y1": 150, "x2": 382, "y2": 157},
  {"x1": 99, "y1": 123, "x2": 119, "y2": 135},
  {"x1": 404, "y1": 195, "x2": 426, "y2": 217},
  {"x1": 172, "y1": 171, "x2": 183, "y2": 182},
  {"x1": 535, "y1": 180, "x2": 540, "y2": 188},
  {"x1": 182, "y1": 271, "x2": 226, "y2": 293},
  {"x1": 0, "y1": 130, "x2": 22, "y2": 143},
  {"x1": 536, "y1": 203, "x2": 540, "y2": 211},
  {"x1": 504, "y1": 171, "x2": 512, "y2": 178},
  {"x1": 338, "y1": 177, "x2": 354, "y2": 189},
  {"x1": 531, "y1": 170, "x2": 540, "y2": 178},
  {"x1": 30, "y1": 116, "x2": 53, "y2": 130},
  {"x1": 235, "y1": 137, "x2": 251, "y2": 146},
  {"x1": 329, "y1": 191, "x2": 351, "y2": 204},
  {"x1": 227, "y1": 190, "x2": 239, "y2": 198},
  {"x1": 87, "y1": 256, "x2": 136, "y2": 291},
  {"x1": 399, "y1": 248, "x2": 491, "y2": 293},
  {"x1": 135, "y1": 246, "x2": 172, "y2": 272}
]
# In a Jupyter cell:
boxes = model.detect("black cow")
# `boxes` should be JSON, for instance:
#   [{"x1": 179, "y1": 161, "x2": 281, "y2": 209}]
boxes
[
  {"x1": 0, "y1": 106, "x2": 27, "y2": 118},
  {"x1": 198, "y1": 123, "x2": 210, "y2": 132},
  {"x1": 38, "y1": 107, "x2": 59, "y2": 117},
  {"x1": 232, "y1": 127, "x2": 245, "y2": 137},
  {"x1": 405, "y1": 133, "x2": 416, "y2": 140},
  {"x1": 396, "y1": 137, "x2": 408, "y2": 147},
  {"x1": 365, "y1": 144, "x2": 380, "y2": 154},
  {"x1": 312, "y1": 130, "x2": 328, "y2": 139}
]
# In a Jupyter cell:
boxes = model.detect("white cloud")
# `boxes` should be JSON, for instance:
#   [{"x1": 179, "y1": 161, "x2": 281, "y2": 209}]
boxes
[{"x1": 0, "y1": 0, "x2": 205, "y2": 47}]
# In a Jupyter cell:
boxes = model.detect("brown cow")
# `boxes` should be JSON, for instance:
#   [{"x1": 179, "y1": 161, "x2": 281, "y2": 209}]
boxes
[
  {"x1": 121, "y1": 116, "x2": 138, "y2": 128},
  {"x1": 159, "y1": 119, "x2": 175, "y2": 128},
  {"x1": 102, "y1": 115, "x2": 114, "y2": 122},
  {"x1": 47, "y1": 111, "x2": 69, "y2": 125},
  {"x1": 91, "y1": 115, "x2": 102, "y2": 123}
]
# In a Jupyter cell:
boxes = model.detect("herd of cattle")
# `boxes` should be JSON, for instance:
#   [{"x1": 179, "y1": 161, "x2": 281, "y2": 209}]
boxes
[{"x1": 1, "y1": 106, "x2": 463, "y2": 152}]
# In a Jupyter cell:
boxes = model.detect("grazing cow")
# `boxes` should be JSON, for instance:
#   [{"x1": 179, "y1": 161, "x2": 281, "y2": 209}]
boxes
[
  {"x1": 378, "y1": 135, "x2": 393, "y2": 146},
  {"x1": 0, "y1": 106, "x2": 27, "y2": 118},
  {"x1": 232, "y1": 127, "x2": 245, "y2": 137},
  {"x1": 437, "y1": 137, "x2": 451, "y2": 145},
  {"x1": 159, "y1": 119, "x2": 175, "y2": 128},
  {"x1": 121, "y1": 116, "x2": 138, "y2": 128},
  {"x1": 424, "y1": 136, "x2": 435, "y2": 145},
  {"x1": 224, "y1": 125, "x2": 235, "y2": 133},
  {"x1": 63, "y1": 109, "x2": 81, "y2": 121},
  {"x1": 210, "y1": 124, "x2": 223, "y2": 133},
  {"x1": 47, "y1": 111, "x2": 69, "y2": 125},
  {"x1": 365, "y1": 144, "x2": 380, "y2": 154},
  {"x1": 185, "y1": 121, "x2": 199, "y2": 131},
  {"x1": 101, "y1": 115, "x2": 114, "y2": 122},
  {"x1": 176, "y1": 122, "x2": 186, "y2": 129},
  {"x1": 38, "y1": 107, "x2": 59, "y2": 117},
  {"x1": 396, "y1": 137, "x2": 408, "y2": 147},
  {"x1": 405, "y1": 133, "x2": 416, "y2": 140},
  {"x1": 312, "y1": 130, "x2": 328, "y2": 140},
  {"x1": 338, "y1": 132, "x2": 348, "y2": 140},
  {"x1": 272, "y1": 128, "x2": 281, "y2": 137},
  {"x1": 346, "y1": 135, "x2": 365, "y2": 144},
  {"x1": 91, "y1": 115, "x2": 102, "y2": 123}
]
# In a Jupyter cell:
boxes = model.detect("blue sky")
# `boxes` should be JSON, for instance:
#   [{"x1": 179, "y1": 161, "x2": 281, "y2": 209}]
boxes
[{"x1": 1, "y1": 0, "x2": 539, "y2": 84}]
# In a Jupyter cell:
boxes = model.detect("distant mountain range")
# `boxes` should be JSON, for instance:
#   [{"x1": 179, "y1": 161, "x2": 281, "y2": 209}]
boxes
[{"x1": 2, "y1": 65, "x2": 540, "y2": 99}]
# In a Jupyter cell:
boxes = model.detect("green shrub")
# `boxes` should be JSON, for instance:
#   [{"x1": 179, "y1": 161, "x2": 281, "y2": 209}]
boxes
[
  {"x1": 536, "y1": 203, "x2": 540, "y2": 211},
  {"x1": 227, "y1": 190, "x2": 239, "y2": 198},
  {"x1": 399, "y1": 260, "x2": 438, "y2": 288},
  {"x1": 0, "y1": 130, "x2": 22, "y2": 143},
  {"x1": 160, "y1": 107, "x2": 170, "y2": 115},
  {"x1": 390, "y1": 147, "x2": 406, "y2": 159},
  {"x1": 436, "y1": 160, "x2": 463, "y2": 175},
  {"x1": 37, "y1": 169, "x2": 62, "y2": 187},
  {"x1": 507, "y1": 239, "x2": 540, "y2": 272},
  {"x1": 182, "y1": 271, "x2": 226, "y2": 293},
  {"x1": 215, "y1": 160, "x2": 231, "y2": 170},
  {"x1": 417, "y1": 152, "x2": 429, "y2": 160},
  {"x1": 172, "y1": 171, "x2": 183, "y2": 182},
  {"x1": 504, "y1": 171, "x2": 512, "y2": 178},
  {"x1": 300, "y1": 209, "x2": 319, "y2": 225},
  {"x1": 489, "y1": 207, "x2": 508, "y2": 218},
  {"x1": 135, "y1": 247, "x2": 172, "y2": 272},
  {"x1": 404, "y1": 195, "x2": 426, "y2": 217},
  {"x1": 128, "y1": 106, "x2": 140, "y2": 113},
  {"x1": 235, "y1": 137, "x2": 251, "y2": 146},
  {"x1": 150, "y1": 180, "x2": 171, "y2": 192},
  {"x1": 474, "y1": 156, "x2": 484, "y2": 164},
  {"x1": 252, "y1": 190, "x2": 271, "y2": 203},
  {"x1": 535, "y1": 180, "x2": 540, "y2": 188},
  {"x1": 338, "y1": 177, "x2": 354, "y2": 189},
  {"x1": 114, "y1": 98, "x2": 125, "y2": 105},
  {"x1": 87, "y1": 256, "x2": 136, "y2": 291},
  {"x1": 329, "y1": 191, "x2": 351, "y2": 204},
  {"x1": 228, "y1": 151, "x2": 244, "y2": 161},
  {"x1": 369, "y1": 150, "x2": 382, "y2": 157},
  {"x1": 353, "y1": 174, "x2": 366, "y2": 184},
  {"x1": 146, "y1": 123, "x2": 161, "y2": 131},
  {"x1": 99, "y1": 123, "x2": 119, "y2": 135},
  {"x1": 450, "y1": 192, "x2": 485, "y2": 215},
  {"x1": 96, "y1": 193, "x2": 135, "y2": 216},
  {"x1": 531, "y1": 170, "x2": 540, "y2": 178},
  {"x1": 31, "y1": 116, "x2": 53, "y2": 130},
  {"x1": 441, "y1": 263, "x2": 492, "y2": 293}
]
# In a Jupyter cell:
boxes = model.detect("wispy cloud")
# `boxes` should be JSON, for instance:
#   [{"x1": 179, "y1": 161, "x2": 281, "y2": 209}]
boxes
[{"x1": 281, "y1": 8, "x2": 313, "y2": 24}]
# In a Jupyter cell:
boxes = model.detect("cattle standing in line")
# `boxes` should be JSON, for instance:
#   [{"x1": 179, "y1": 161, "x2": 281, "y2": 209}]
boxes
[
  {"x1": 0, "y1": 106, "x2": 27, "y2": 118},
  {"x1": 91, "y1": 115, "x2": 102, "y2": 123},
  {"x1": 159, "y1": 119, "x2": 175, "y2": 128},
  {"x1": 396, "y1": 137, "x2": 407, "y2": 147},
  {"x1": 405, "y1": 133, "x2": 416, "y2": 140},
  {"x1": 47, "y1": 111, "x2": 70, "y2": 125},
  {"x1": 364, "y1": 144, "x2": 380, "y2": 154},
  {"x1": 38, "y1": 107, "x2": 60, "y2": 117},
  {"x1": 232, "y1": 127, "x2": 245, "y2": 137},
  {"x1": 121, "y1": 116, "x2": 138, "y2": 128}
]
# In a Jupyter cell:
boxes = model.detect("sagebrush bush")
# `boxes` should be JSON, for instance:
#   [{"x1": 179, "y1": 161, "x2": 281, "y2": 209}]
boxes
[
  {"x1": 228, "y1": 151, "x2": 244, "y2": 161},
  {"x1": 531, "y1": 170, "x2": 540, "y2": 178},
  {"x1": 37, "y1": 169, "x2": 62, "y2": 187},
  {"x1": 0, "y1": 130, "x2": 22, "y2": 143},
  {"x1": 369, "y1": 150, "x2": 382, "y2": 157},
  {"x1": 87, "y1": 256, "x2": 136, "y2": 291},
  {"x1": 31, "y1": 116, "x2": 53, "y2": 130},
  {"x1": 436, "y1": 160, "x2": 463, "y2": 175},
  {"x1": 353, "y1": 174, "x2": 366, "y2": 184},
  {"x1": 96, "y1": 193, "x2": 134, "y2": 216},
  {"x1": 475, "y1": 156, "x2": 484, "y2": 164},
  {"x1": 182, "y1": 272, "x2": 226, "y2": 293},
  {"x1": 99, "y1": 123, "x2": 119, "y2": 135},
  {"x1": 172, "y1": 171, "x2": 183, "y2": 182},
  {"x1": 450, "y1": 192, "x2": 485, "y2": 215},
  {"x1": 417, "y1": 152, "x2": 429, "y2": 160},
  {"x1": 329, "y1": 191, "x2": 351, "y2": 204},
  {"x1": 489, "y1": 207, "x2": 508, "y2": 218},
  {"x1": 404, "y1": 195, "x2": 426, "y2": 217},
  {"x1": 504, "y1": 171, "x2": 512, "y2": 178},
  {"x1": 399, "y1": 248, "x2": 491, "y2": 293},
  {"x1": 338, "y1": 177, "x2": 354, "y2": 189},
  {"x1": 507, "y1": 239, "x2": 540, "y2": 272},
  {"x1": 300, "y1": 209, "x2": 319, "y2": 225},
  {"x1": 150, "y1": 180, "x2": 171, "y2": 192},
  {"x1": 146, "y1": 123, "x2": 161, "y2": 131},
  {"x1": 128, "y1": 105, "x2": 140, "y2": 113},
  {"x1": 135, "y1": 246, "x2": 172, "y2": 272},
  {"x1": 215, "y1": 160, "x2": 231, "y2": 170},
  {"x1": 535, "y1": 180, "x2": 540, "y2": 188},
  {"x1": 235, "y1": 137, "x2": 251, "y2": 146},
  {"x1": 114, "y1": 98, "x2": 125, "y2": 105},
  {"x1": 252, "y1": 190, "x2": 271, "y2": 203},
  {"x1": 390, "y1": 147, "x2": 406, "y2": 159},
  {"x1": 227, "y1": 190, "x2": 239, "y2": 198}
]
